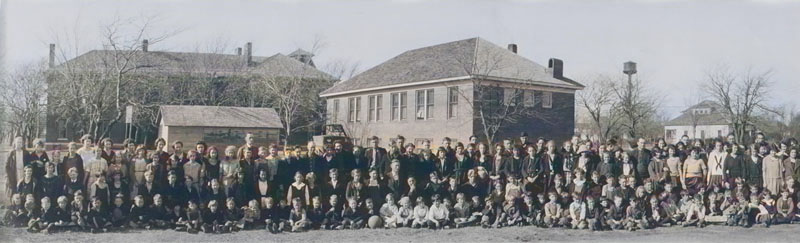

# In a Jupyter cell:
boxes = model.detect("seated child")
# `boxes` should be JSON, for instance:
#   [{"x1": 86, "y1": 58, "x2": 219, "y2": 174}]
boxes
[
  {"x1": 411, "y1": 197, "x2": 429, "y2": 229},
  {"x1": 201, "y1": 200, "x2": 225, "y2": 233},
  {"x1": 452, "y1": 193, "x2": 476, "y2": 228},
  {"x1": 341, "y1": 197, "x2": 365, "y2": 229},
  {"x1": 607, "y1": 195, "x2": 626, "y2": 230},
  {"x1": 289, "y1": 197, "x2": 310, "y2": 232},
  {"x1": 129, "y1": 195, "x2": 149, "y2": 229},
  {"x1": 110, "y1": 194, "x2": 128, "y2": 228},
  {"x1": 425, "y1": 194, "x2": 450, "y2": 229},
  {"x1": 223, "y1": 197, "x2": 243, "y2": 232},
  {"x1": 774, "y1": 189, "x2": 795, "y2": 224},
  {"x1": 682, "y1": 195, "x2": 706, "y2": 228},
  {"x1": 755, "y1": 193, "x2": 776, "y2": 227},
  {"x1": 503, "y1": 200, "x2": 523, "y2": 227},
  {"x1": 323, "y1": 195, "x2": 343, "y2": 230},
  {"x1": 2, "y1": 194, "x2": 27, "y2": 227},
  {"x1": 242, "y1": 199, "x2": 262, "y2": 230},
  {"x1": 542, "y1": 192, "x2": 563, "y2": 228},
  {"x1": 28, "y1": 197, "x2": 58, "y2": 233},
  {"x1": 379, "y1": 193, "x2": 399, "y2": 228},
  {"x1": 394, "y1": 196, "x2": 414, "y2": 228},
  {"x1": 262, "y1": 197, "x2": 285, "y2": 233},
  {"x1": 624, "y1": 199, "x2": 648, "y2": 231},
  {"x1": 568, "y1": 193, "x2": 587, "y2": 229},
  {"x1": 148, "y1": 194, "x2": 172, "y2": 229},
  {"x1": 177, "y1": 200, "x2": 202, "y2": 234},
  {"x1": 70, "y1": 191, "x2": 87, "y2": 230},
  {"x1": 86, "y1": 197, "x2": 112, "y2": 233}
]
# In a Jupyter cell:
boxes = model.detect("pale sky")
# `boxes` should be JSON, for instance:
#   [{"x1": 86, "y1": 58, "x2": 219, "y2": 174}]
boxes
[{"x1": 2, "y1": 0, "x2": 799, "y2": 119}]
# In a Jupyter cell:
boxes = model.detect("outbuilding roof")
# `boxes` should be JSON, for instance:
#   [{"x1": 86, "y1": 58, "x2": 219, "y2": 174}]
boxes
[{"x1": 159, "y1": 105, "x2": 283, "y2": 129}]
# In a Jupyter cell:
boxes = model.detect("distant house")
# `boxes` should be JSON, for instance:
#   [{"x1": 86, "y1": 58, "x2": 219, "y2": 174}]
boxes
[
  {"x1": 320, "y1": 37, "x2": 583, "y2": 146},
  {"x1": 45, "y1": 41, "x2": 335, "y2": 146},
  {"x1": 158, "y1": 105, "x2": 282, "y2": 149},
  {"x1": 664, "y1": 100, "x2": 730, "y2": 144}
]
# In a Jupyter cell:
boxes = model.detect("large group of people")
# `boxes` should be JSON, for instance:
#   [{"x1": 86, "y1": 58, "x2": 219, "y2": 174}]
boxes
[{"x1": 2, "y1": 131, "x2": 800, "y2": 235}]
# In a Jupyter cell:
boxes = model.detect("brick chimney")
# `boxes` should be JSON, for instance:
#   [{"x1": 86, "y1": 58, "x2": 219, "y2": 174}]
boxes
[
  {"x1": 548, "y1": 58, "x2": 563, "y2": 79},
  {"x1": 244, "y1": 42, "x2": 253, "y2": 66},
  {"x1": 142, "y1": 39, "x2": 149, "y2": 52},
  {"x1": 507, "y1": 44, "x2": 517, "y2": 54},
  {"x1": 48, "y1": 44, "x2": 55, "y2": 68}
]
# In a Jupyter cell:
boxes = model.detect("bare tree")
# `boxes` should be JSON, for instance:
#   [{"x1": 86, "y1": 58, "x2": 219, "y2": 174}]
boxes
[
  {"x1": 612, "y1": 74, "x2": 658, "y2": 139},
  {"x1": 49, "y1": 16, "x2": 178, "y2": 140},
  {"x1": 702, "y1": 64, "x2": 772, "y2": 144},
  {"x1": 0, "y1": 61, "x2": 49, "y2": 145},
  {"x1": 577, "y1": 74, "x2": 622, "y2": 142}
]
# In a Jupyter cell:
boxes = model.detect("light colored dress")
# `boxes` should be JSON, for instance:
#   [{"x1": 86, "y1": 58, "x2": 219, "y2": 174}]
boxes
[
  {"x1": 762, "y1": 155, "x2": 784, "y2": 194},
  {"x1": 220, "y1": 158, "x2": 241, "y2": 187}
]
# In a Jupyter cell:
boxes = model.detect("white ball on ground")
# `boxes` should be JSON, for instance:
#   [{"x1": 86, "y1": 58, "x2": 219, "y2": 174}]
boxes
[{"x1": 367, "y1": 216, "x2": 383, "y2": 229}]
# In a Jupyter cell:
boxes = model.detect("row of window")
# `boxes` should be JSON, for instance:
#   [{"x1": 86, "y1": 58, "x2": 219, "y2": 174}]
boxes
[{"x1": 331, "y1": 87, "x2": 553, "y2": 123}]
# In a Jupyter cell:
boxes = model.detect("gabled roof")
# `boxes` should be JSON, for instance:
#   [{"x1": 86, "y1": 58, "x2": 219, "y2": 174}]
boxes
[
  {"x1": 55, "y1": 49, "x2": 334, "y2": 80},
  {"x1": 160, "y1": 105, "x2": 282, "y2": 129},
  {"x1": 288, "y1": 49, "x2": 314, "y2": 58},
  {"x1": 320, "y1": 37, "x2": 583, "y2": 97},
  {"x1": 665, "y1": 100, "x2": 729, "y2": 126}
]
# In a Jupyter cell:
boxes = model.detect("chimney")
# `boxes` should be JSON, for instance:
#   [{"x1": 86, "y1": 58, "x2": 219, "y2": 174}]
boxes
[
  {"x1": 507, "y1": 44, "x2": 517, "y2": 54},
  {"x1": 548, "y1": 58, "x2": 563, "y2": 78},
  {"x1": 244, "y1": 42, "x2": 253, "y2": 66},
  {"x1": 235, "y1": 47, "x2": 242, "y2": 56},
  {"x1": 48, "y1": 44, "x2": 55, "y2": 68},
  {"x1": 142, "y1": 39, "x2": 149, "y2": 52}
]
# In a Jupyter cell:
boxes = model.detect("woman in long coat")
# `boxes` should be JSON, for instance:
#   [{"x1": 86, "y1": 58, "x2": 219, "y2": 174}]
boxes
[{"x1": 762, "y1": 144, "x2": 784, "y2": 195}]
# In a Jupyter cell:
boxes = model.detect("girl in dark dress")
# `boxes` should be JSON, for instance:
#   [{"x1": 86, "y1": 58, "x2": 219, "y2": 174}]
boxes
[
  {"x1": 203, "y1": 147, "x2": 222, "y2": 186},
  {"x1": 29, "y1": 139, "x2": 50, "y2": 180},
  {"x1": 108, "y1": 171, "x2": 130, "y2": 203},
  {"x1": 286, "y1": 172, "x2": 310, "y2": 207},
  {"x1": 16, "y1": 166, "x2": 39, "y2": 201},
  {"x1": 90, "y1": 172, "x2": 111, "y2": 210},
  {"x1": 453, "y1": 143, "x2": 474, "y2": 184},
  {"x1": 41, "y1": 162, "x2": 64, "y2": 202},
  {"x1": 366, "y1": 169, "x2": 386, "y2": 208},
  {"x1": 306, "y1": 172, "x2": 323, "y2": 205}
]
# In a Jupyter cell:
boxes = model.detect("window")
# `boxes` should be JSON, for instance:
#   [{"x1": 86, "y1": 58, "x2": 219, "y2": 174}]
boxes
[
  {"x1": 331, "y1": 99, "x2": 340, "y2": 123},
  {"x1": 700, "y1": 130, "x2": 706, "y2": 139},
  {"x1": 368, "y1": 94, "x2": 382, "y2": 122},
  {"x1": 348, "y1": 97, "x2": 361, "y2": 122},
  {"x1": 523, "y1": 90, "x2": 535, "y2": 107},
  {"x1": 391, "y1": 92, "x2": 408, "y2": 121},
  {"x1": 503, "y1": 88, "x2": 519, "y2": 106},
  {"x1": 683, "y1": 130, "x2": 688, "y2": 136},
  {"x1": 448, "y1": 87, "x2": 458, "y2": 118},
  {"x1": 717, "y1": 130, "x2": 722, "y2": 137},
  {"x1": 666, "y1": 129, "x2": 676, "y2": 140},
  {"x1": 57, "y1": 119, "x2": 69, "y2": 140},
  {"x1": 416, "y1": 89, "x2": 434, "y2": 120},
  {"x1": 542, "y1": 91, "x2": 553, "y2": 108}
]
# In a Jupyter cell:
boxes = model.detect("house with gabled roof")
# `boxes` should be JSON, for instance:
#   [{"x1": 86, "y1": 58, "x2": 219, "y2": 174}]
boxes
[
  {"x1": 664, "y1": 100, "x2": 732, "y2": 144},
  {"x1": 320, "y1": 37, "x2": 583, "y2": 146}
]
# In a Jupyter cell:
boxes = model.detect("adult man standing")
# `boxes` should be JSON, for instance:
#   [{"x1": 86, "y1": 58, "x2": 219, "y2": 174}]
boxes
[
  {"x1": 237, "y1": 133, "x2": 259, "y2": 161},
  {"x1": 5, "y1": 136, "x2": 30, "y2": 197},
  {"x1": 634, "y1": 138, "x2": 651, "y2": 182},
  {"x1": 365, "y1": 136, "x2": 389, "y2": 178}
]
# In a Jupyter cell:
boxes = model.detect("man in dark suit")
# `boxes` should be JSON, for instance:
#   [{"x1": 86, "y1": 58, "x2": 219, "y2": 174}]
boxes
[
  {"x1": 364, "y1": 136, "x2": 389, "y2": 178},
  {"x1": 633, "y1": 138, "x2": 651, "y2": 182}
]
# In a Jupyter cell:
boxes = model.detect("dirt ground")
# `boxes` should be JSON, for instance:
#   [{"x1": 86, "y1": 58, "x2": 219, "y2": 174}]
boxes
[{"x1": 1, "y1": 224, "x2": 798, "y2": 243}]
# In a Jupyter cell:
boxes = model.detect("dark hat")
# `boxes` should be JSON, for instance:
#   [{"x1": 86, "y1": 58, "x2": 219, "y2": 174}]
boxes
[{"x1": 520, "y1": 132, "x2": 529, "y2": 137}]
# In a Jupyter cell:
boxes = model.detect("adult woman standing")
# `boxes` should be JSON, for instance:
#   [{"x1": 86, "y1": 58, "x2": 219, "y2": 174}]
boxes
[{"x1": 762, "y1": 144, "x2": 784, "y2": 195}]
